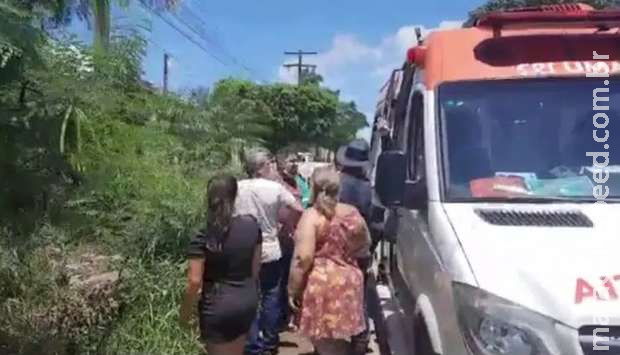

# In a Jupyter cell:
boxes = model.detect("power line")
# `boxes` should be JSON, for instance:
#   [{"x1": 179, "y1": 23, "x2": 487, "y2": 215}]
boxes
[
  {"x1": 171, "y1": 13, "x2": 228, "y2": 61},
  {"x1": 147, "y1": 38, "x2": 172, "y2": 56},
  {"x1": 141, "y1": 3, "x2": 231, "y2": 68},
  {"x1": 172, "y1": 4, "x2": 262, "y2": 79},
  {"x1": 139, "y1": 1, "x2": 267, "y2": 83},
  {"x1": 142, "y1": 13, "x2": 210, "y2": 70},
  {"x1": 169, "y1": 13, "x2": 235, "y2": 68},
  {"x1": 147, "y1": 40, "x2": 209, "y2": 82},
  {"x1": 177, "y1": 4, "x2": 221, "y2": 46},
  {"x1": 283, "y1": 50, "x2": 318, "y2": 85}
]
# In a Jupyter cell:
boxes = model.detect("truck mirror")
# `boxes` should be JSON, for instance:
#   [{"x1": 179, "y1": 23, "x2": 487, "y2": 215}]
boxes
[
  {"x1": 406, "y1": 177, "x2": 428, "y2": 211},
  {"x1": 375, "y1": 151, "x2": 406, "y2": 207},
  {"x1": 375, "y1": 150, "x2": 428, "y2": 210}
]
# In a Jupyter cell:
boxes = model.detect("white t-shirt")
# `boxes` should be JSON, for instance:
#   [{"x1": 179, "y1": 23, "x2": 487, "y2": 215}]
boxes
[{"x1": 234, "y1": 178, "x2": 297, "y2": 263}]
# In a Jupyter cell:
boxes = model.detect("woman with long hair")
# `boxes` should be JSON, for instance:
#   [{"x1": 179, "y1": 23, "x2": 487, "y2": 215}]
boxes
[
  {"x1": 288, "y1": 166, "x2": 371, "y2": 354},
  {"x1": 180, "y1": 174, "x2": 262, "y2": 355}
]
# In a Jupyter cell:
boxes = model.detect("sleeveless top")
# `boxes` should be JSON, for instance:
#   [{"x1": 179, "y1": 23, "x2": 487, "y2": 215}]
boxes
[{"x1": 298, "y1": 209, "x2": 367, "y2": 340}]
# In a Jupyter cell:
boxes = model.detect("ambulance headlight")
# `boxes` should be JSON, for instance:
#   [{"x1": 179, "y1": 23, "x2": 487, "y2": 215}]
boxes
[{"x1": 453, "y1": 282, "x2": 558, "y2": 355}]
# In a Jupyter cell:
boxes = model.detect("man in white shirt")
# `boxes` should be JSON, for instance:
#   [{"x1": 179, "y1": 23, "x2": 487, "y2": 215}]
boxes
[{"x1": 237, "y1": 147, "x2": 302, "y2": 355}]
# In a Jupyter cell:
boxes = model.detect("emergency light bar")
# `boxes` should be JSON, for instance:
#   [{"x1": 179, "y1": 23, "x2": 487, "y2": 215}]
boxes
[
  {"x1": 476, "y1": 3, "x2": 620, "y2": 37},
  {"x1": 406, "y1": 46, "x2": 426, "y2": 66}
]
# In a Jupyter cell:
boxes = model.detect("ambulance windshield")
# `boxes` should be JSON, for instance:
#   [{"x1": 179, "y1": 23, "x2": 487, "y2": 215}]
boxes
[{"x1": 439, "y1": 77, "x2": 620, "y2": 202}]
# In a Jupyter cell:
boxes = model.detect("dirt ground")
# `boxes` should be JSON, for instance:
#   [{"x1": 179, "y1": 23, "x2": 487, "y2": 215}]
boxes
[
  {"x1": 278, "y1": 332, "x2": 315, "y2": 355},
  {"x1": 278, "y1": 328, "x2": 380, "y2": 355}
]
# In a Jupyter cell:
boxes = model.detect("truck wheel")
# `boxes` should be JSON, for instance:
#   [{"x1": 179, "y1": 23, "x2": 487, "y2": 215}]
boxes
[{"x1": 414, "y1": 316, "x2": 438, "y2": 355}]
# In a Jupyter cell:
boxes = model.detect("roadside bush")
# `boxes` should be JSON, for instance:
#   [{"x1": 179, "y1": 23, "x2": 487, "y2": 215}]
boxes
[
  {"x1": 0, "y1": 228, "x2": 122, "y2": 355},
  {"x1": 102, "y1": 259, "x2": 204, "y2": 355}
]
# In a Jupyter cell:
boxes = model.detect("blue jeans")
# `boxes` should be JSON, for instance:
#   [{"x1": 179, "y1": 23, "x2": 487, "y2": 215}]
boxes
[
  {"x1": 279, "y1": 246, "x2": 293, "y2": 329},
  {"x1": 245, "y1": 259, "x2": 283, "y2": 355}
]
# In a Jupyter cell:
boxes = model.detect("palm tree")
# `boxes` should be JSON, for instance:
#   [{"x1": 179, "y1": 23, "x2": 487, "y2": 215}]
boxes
[
  {"x1": 71, "y1": 0, "x2": 181, "y2": 53},
  {"x1": 93, "y1": 0, "x2": 111, "y2": 52}
]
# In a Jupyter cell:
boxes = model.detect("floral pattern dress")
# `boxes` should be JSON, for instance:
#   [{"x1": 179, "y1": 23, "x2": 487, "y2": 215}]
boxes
[{"x1": 298, "y1": 210, "x2": 366, "y2": 340}]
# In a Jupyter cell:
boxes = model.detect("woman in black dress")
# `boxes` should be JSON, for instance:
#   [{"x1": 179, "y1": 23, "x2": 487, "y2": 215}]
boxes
[{"x1": 180, "y1": 174, "x2": 262, "y2": 355}]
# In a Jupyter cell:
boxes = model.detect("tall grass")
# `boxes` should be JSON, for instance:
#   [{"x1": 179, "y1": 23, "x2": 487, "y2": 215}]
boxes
[
  {"x1": 103, "y1": 259, "x2": 204, "y2": 355},
  {"x1": 0, "y1": 118, "x2": 230, "y2": 354}
]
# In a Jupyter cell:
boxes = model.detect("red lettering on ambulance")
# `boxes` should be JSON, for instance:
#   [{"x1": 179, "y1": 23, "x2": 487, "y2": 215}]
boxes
[
  {"x1": 576, "y1": 278, "x2": 595, "y2": 304},
  {"x1": 564, "y1": 62, "x2": 584, "y2": 74},
  {"x1": 516, "y1": 64, "x2": 531, "y2": 76},
  {"x1": 601, "y1": 276, "x2": 618, "y2": 300},
  {"x1": 575, "y1": 275, "x2": 620, "y2": 304},
  {"x1": 532, "y1": 63, "x2": 554, "y2": 75}
]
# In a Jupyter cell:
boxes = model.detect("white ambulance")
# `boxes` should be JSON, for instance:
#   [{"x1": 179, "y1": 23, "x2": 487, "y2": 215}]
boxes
[{"x1": 371, "y1": 4, "x2": 620, "y2": 355}]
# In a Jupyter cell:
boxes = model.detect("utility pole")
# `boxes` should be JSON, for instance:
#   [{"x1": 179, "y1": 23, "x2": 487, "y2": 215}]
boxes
[
  {"x1": 163, "y1": 53, "x2": 170, "y2": 94},
  {"x1": 283, "y1": 50, "x2": 318, "y2": 85}
]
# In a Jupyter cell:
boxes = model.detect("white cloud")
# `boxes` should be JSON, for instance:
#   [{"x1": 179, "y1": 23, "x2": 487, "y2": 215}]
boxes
[
  {"x1": 277, "y1": 66, "x2": 297, "y2": 84},
  {"x1": 279, "y1": 34, "x2": 384, "y2": 89},
  {"x1": 439, "y1": 20, "x2": 464, "y2": 29},
  {"x1": 316, "y1": 34, "x2": 382, "y2": 72},
  {"x1": 276, "y1": 20, "x2": 463, "y2": 137},
  {"x1": 392, "y1": 25, "x2": 421, "y2": 52}
]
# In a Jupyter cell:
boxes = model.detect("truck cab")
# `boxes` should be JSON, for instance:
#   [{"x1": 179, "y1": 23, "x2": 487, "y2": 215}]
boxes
[{"x1": 371, "y1": 4, "x2": 620, "y2": 354}]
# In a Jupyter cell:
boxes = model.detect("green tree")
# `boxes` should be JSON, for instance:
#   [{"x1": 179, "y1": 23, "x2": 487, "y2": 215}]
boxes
[
  {"x1": 300, "y1": 71, "x2": 324, "y2": 86},
  {"x1": 93, "y1": 0, "x2": 180, "y2": 52},
  {"x1": 0, "y1": 1, "x2": 47, "y2": 84},
  {"x1": 187, "y1": 86, "x2": 210, "y2": 107},
  {"x1": 258, "y1": 83, "x2": 339, "y2": 150},
  {"x1": 322, "y1": 101, "x2": 368, "y2": 152},
  {"x1": 20, "y1": 0, "x2": 180, "y2": 53},
  {"x1": 205, "y1": 79, "x2": 273, "y2": 146},
  {"x1": 92, "y1": 0, "x2": 111, "y2": 52}
]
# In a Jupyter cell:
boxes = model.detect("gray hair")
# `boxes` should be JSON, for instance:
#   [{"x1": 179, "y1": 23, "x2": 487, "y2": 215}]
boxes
[{"x1": 244, "y1": 147, "x2": 272, "y2": 177}]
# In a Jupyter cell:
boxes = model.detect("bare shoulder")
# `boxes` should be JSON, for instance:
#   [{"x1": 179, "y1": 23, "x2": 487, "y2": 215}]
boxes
[
  {"x1": 335, "y1": 203, "x2": 359, "y2": 216},
  {"x1": 335, "y1": 204, "x2": 366, "y2": 230},
  {"x1": 296, "y1": 207, "x2": 325, "y2": 239},
  {"x1": 300, "y1": 207, "x2": 323, "y2": 224}
]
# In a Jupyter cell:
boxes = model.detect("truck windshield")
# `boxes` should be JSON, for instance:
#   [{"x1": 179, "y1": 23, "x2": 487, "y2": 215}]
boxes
[{"x1": 439, "y1": 77, "x2": 620, "y2": 202}]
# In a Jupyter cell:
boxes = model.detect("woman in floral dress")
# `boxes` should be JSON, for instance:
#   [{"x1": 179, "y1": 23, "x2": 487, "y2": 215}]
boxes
[{"x1": 288, "y1": 166, "x2": 371, "y2": 355}]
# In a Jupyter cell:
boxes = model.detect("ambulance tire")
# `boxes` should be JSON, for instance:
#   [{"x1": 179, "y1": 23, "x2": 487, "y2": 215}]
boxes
[{"x1": 414, "y1": 315, "x2": 438, "y2": 355}]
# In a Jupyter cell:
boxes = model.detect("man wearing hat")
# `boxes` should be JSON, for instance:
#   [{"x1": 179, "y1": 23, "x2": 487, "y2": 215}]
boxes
[
  {"x1": 337, "y1": 138, "x2": 372, "y2": 222},
  {"x1": 336, "y1": 138, "x2": 373, "y2": 355}
]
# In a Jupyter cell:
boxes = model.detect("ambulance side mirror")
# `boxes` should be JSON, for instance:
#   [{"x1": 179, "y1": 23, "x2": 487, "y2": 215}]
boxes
[
  {"x1": 375, "y1": 150, "x2": 427, "y2": 210},
  {"x1": 375, "y1": 151, "x2": 406, "y2": 207}
]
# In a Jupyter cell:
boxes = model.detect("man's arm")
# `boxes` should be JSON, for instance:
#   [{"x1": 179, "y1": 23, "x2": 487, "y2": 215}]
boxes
[{"x1": 279, "y1": 184, "x2": 303, "y2": 215}]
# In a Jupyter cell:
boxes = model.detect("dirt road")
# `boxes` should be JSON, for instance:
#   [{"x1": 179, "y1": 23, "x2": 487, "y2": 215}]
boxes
[
  {"x1": 278, "y1": 332, "x2": 315, "y2": 355},
  {"x1": 278, "y1": 328, "x2": 381, "y2": 355}
]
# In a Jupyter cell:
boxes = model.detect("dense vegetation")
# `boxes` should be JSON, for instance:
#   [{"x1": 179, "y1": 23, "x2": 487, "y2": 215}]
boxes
[{"x1": 0, "y1": 1, "x2": 366, "y2": 354}]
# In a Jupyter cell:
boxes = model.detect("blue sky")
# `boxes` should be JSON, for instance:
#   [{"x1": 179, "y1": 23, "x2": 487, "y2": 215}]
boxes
[{"x1": 70, "y1": 0, "x2": 485, "y2": 138}]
